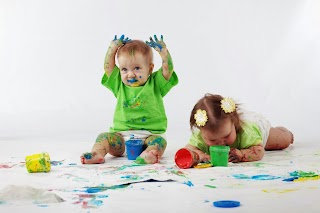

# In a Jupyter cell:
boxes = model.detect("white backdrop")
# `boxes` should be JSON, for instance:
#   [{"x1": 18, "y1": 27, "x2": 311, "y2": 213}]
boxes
[{"x1": 1, "y1": 0, "x2": 320, "y2": 145}]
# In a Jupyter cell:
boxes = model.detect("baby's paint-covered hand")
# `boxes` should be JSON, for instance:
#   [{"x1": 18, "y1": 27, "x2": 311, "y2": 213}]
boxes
[
  {"x1": 199, "y1": 153, "x2": 211, "y2": 162},
  {"x1": 146, "y1": 35, "x2": 167, "y2": 53},
  {"x1": 228, "y1": 148, "x2": 244, "y2": 163},
  {"x1": 110, "y1": 34, "x2": 131, "y2": 49}
]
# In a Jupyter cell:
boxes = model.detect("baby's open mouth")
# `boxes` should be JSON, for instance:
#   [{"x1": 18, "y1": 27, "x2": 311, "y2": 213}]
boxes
[{"x1": 127, "y1": 78, "x2": 138, "y2": 83}]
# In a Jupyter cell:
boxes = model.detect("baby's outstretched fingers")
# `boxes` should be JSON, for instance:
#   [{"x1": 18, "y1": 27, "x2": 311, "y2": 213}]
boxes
[{"x1": 113, "y1": 34, "x2": 131, "y2": 44}]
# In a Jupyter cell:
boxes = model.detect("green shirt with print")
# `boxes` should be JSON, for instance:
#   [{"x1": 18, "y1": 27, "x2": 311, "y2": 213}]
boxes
[
  {"x1": 101, "y1": 66, "x2": 178, "y2": 134},
  {"x1": 189, "y1": 122, "x2": 263, "y2": 154}
]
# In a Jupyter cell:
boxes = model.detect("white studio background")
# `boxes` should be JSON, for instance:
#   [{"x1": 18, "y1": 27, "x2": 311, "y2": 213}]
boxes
[{"x1": 1, "y1": 0, "x2": 320, "y2": 146}]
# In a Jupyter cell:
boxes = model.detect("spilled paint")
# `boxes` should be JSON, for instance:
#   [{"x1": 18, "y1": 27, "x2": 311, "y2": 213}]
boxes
[
  {"x1": 251, "y1": 175, "x2": 281, "y2": 180},
  {"x1": 0, "y1": 164, "x2": 14, "y2": 169},
  {"x1": 120, "y1": 175, "x2": 143, "y2": 181},
  {"x1": 84, "y1": 184, "x2": 129, "y2": 193},
  {"x1": 116, "y1": 164, "x2": 144, "y2": 171},
  {"x1": 37, "y1": 204, "x2": 49, "y2": 207},
  {"x1": 204, "y1": 185, "x2": 216, "y2": 188},
  {"x1": 283, "y1": 170, "x2": 320, "y2": 182},
  {"x1": 290, "y1": 170, "x2": 318, "y2": 177},
  {"x1": 50, "y1": 161, "x2": 63, "y2": 166},
  {"x1": 262, "y1": 189, "x2": 299, "y2": 194},
  {"x1": 169, "y1": 170, "x2": 188, "y2": 178},
  {"x1": 233, "y1": 174, "x2": 281, "y2": 180},
  {"x1": 183, "y1": 181, "x2": 194, "y2": 187}
]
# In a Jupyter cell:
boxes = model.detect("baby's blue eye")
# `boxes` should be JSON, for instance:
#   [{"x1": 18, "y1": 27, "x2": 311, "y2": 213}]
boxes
[
  {"x1": 122, "y1": 68, "x2": 127, "y2": 72},
  {"x1": 135, "y1": 67, "x2": 140, "y2": 71}
]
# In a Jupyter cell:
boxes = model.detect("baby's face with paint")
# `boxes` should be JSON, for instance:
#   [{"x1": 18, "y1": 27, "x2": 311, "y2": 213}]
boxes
[{"x1": 118, "y1": 52, "x2": 154, "y2": 87}]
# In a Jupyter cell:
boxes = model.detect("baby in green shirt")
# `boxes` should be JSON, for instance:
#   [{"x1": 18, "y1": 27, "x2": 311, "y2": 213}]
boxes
[
  {"x1": 184, "y1": 94, "x2": 294, "y2": 163},
  {"x1": 80, "y1": 35, "x2": 178, "y2": 164}
]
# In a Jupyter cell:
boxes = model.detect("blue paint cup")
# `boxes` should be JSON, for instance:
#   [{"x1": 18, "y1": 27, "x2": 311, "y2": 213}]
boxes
[{"x1": 125, "y1": 139, "x2": 144, "y2": 160}]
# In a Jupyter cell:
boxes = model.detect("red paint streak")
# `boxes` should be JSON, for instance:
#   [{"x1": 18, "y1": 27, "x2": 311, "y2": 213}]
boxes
[{"x1": 0, "y1": 164, "x2": 13, "y2": 168}]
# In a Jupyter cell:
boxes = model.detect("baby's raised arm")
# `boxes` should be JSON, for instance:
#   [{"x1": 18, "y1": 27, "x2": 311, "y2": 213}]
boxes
[
  {"x1": 146, "y1": 35, "x2": 174, "y2": 80},
  {"x1": 104, "y1": 35, "x2": 130, "y2": 76}
]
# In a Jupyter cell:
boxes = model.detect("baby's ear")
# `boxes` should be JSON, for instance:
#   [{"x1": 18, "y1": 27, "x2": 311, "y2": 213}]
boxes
[{"x1": 149, "y1": 63, "x2": 154, "y2": 73}]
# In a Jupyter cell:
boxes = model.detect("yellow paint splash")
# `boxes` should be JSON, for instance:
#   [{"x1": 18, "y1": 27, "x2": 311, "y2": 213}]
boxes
[
  {"x1": 262, "y1": 189, "x2": 299, "y2": 194},
  {"x1": 294, "y1": 176, "x2": 320, "y2": 182}
]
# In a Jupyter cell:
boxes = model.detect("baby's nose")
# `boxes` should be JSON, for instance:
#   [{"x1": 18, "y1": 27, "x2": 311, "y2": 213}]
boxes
[
  {"x1": 128, "y1": 71, "x2": 136, "y2": 77},
  {"x1": 217, "y1": 139, "x2": 226, "y2": 145}
]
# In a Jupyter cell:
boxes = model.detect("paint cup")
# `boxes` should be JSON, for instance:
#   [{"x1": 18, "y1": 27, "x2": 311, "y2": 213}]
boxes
[
  {"x1": 25, "y1": 152, "x2": 51, "y2": 173},
  {"x1": 125, "y1": 139, "x2": 144, "y2": 160},
  {"x1": 174, "y1": 148, "x2": 200, "y2": 169},
  {"x1": 210, "y1": 146, "x2": 230, "y2": 167}
]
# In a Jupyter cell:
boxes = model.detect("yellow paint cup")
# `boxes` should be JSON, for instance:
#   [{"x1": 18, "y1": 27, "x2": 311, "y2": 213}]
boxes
[{"x1": 25, "y1": 152, "x2": 51, "y2": 173}]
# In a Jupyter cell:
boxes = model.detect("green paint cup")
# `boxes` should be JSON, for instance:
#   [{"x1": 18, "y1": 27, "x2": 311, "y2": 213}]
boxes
[{"x1": 210, "y1": 146, "x2": 230, "y2": 167}]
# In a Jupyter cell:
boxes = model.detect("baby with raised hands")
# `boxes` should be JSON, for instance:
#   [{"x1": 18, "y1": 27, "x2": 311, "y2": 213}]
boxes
[
  {"x1": 184, "y1": 93, "x2": 294, "y2": 163},
  {"x1": 80, "y1": 35, "x2": 178, "y2": 164}
]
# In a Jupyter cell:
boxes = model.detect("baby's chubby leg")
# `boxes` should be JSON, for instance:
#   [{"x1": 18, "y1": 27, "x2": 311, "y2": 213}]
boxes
[
  {"x1": 80, "y1": 132, "x2": 125, "y2": 164},
  {"x1": 135, "y1": 135, "x2": 167, "y2": 164},
  {"x1": 265, "y1": 127, "x2": 294, "y2": 151}
]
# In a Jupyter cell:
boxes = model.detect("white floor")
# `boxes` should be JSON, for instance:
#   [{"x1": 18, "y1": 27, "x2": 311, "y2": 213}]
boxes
[{"x1": 0, "y1": 133, "x2": 319, "y2": 213}]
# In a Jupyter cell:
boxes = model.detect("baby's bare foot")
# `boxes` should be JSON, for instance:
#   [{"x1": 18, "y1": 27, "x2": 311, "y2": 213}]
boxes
[
  {"x1": 136, "y1": 150, "x2": 159, "y2": 164},
  {"x1": 290, "y1": 131, "x2": 294, "y2": 144},
  {"x1": 80, "y1": 152, "x2": 105, "y2": 164}
]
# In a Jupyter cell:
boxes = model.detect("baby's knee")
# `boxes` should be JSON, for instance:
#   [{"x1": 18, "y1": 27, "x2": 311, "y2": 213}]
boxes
[{"x1": 145, "y1": 136, "x2": 167, "y2": 149}]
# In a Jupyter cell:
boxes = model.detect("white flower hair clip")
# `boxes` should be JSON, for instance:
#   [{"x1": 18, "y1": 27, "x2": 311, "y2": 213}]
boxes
[
  {"x1": 194, "y1": 109, "x2": 208, "y2": 127},
  {"x1": 221, "y1": 97, "x2": 236, "y2": 113}
]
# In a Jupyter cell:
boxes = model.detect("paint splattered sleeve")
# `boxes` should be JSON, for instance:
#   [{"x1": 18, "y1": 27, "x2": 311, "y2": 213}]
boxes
[
  {"x1": 101, "y1": 66, "x2": 121, "y2": 97},
  {"x1": 188, "y1": 129, "x2": 210, "y2": 154},
  {"x1": 153, "y1": 68, "x2": 178, "y2": 97}
]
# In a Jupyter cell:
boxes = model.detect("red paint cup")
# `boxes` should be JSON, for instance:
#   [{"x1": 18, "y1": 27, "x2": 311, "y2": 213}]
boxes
[{"x1": 175, "y1": 148, "x2": 200, "y2": 169}]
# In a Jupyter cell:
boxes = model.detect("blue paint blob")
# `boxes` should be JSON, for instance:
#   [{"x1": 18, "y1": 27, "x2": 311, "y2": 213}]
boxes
[
  {"x1": 282, "y1": 177, "x2": 298, "y2": 182},
  {"x1": 97, "y1": 195, "x2": 109, "y2": 198},
  {"x1": 213, "y1": 200, "x2": 240, "y2": 208},
  {"x1": 50, "y1": 161, "x2": 63, "y2": 166},
  {"x1": 88, "y1": 199, "x2": 103, "y2": 207},
  {"x1": 84, "y1": 153, "x2": 92, "y2": 160},
  {"x1": 233, "y1": 174, "x2": 280, "y2": 180},
  {"x1": 251, "y1": 175, "x2": 281, "y2": 180},
  {"x1": 85, "y1": 187, "x2": 103, "y2": 193},
  {"x1": 232, "y1": 174, "x2": 251, "y2": 179},
  {"x1": 183, "y1": 181, "x2": 194, "y2": 187}
]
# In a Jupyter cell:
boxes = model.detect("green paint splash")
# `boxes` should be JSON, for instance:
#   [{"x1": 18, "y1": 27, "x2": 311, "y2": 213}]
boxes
[
  {"x1": 204, "y1": 185, "x2": 216, "y2": 188},
  {"x1": 135, "y1": 156, "x2": 147, "y2": 164}
]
